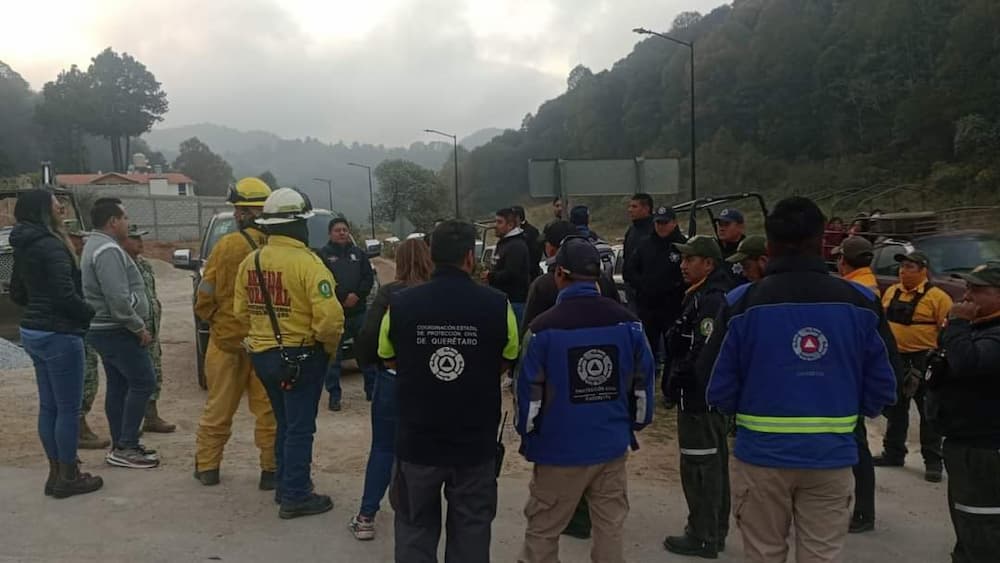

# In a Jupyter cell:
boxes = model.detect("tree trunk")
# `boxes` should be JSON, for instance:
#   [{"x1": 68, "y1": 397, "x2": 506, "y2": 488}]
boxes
[{"x1": 125, "y1": 136, "x2": 131, "y2": 169}]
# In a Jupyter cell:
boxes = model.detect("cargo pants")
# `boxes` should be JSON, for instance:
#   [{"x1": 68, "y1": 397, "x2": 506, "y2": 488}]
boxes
[
  {"x1": 519, "y1": 455, "x2": 629, "y2": 563},
  {"x1": 732, "y1": 458, "x2": 853, "y2": 563},
  {"x1": 678, "y1": 410, "x2": 731, "y2": 547},
  {"x1": 944, "y1": 440, "x2": 1000, "y2": 563},
  {"x1": 81, "y1": 343, "x2": 100, "y2": 416},
  {"x1": 194, "y1": 338, "x2": 277, "y2": 472}
]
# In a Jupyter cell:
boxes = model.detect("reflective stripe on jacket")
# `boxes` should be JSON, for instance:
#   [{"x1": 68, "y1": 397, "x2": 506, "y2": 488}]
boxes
[{"x1": 702, "y1": 255, "x2": 898, "y2": 470}]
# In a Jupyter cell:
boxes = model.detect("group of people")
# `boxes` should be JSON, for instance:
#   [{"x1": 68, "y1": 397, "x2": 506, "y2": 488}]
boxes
[
  {"x1": 10, "y1": 190, "x2": 176, "y2": 498},
  {"x1": 9, "y1": 181, "x2": 1000, "y2": 563}
]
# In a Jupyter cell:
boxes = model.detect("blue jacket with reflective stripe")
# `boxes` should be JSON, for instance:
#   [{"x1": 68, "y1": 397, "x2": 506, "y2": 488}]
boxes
[
  {"x1": 515, "y1": 282, "x2": 656, "y2": 466},
  {"x1": 701, "y1": 256, "x2": 898, "y2": 469}
]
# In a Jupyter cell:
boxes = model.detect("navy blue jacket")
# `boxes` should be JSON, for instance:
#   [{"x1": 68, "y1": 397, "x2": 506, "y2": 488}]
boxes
[
  {"x1": 318, "y1": 241, "x2": 374, "y2": 317},
  {"x1": 701, "y1": 255, "x2": 898, "y2": 469},
  {"x1": 516, "y1": 282, "x2": 656, "y2": 466}
]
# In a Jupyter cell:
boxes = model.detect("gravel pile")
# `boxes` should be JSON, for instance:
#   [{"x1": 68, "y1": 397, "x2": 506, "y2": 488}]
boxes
[{"x1": 0, "y1": 337, "x2": 32, "y2": 370}]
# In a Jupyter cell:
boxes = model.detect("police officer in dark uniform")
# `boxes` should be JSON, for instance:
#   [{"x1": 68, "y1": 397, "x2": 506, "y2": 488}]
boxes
[
  {"x1": 379, "y1": 220, "x2": 519, "y2": 563},
  {"x1": 623, "y1": 206, "x2": 687, "y2": 405},
  {"x1": 663, "y1": 235, "x2": 734, "y2": 559},
  {"x1": 929, "y1": 262, "x2": 1000, "y2": 563},
  {"x1": 512, "y1": 205, "x2": 543, "y2": 279},
  {"x1": 716, "y1": 208, "x2": 748, "y2": 285}
]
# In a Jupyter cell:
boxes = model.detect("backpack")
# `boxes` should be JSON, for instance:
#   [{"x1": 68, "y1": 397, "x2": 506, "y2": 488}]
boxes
[{"x1": 593, "y1": 238, "x2": 616, "y2": 280}]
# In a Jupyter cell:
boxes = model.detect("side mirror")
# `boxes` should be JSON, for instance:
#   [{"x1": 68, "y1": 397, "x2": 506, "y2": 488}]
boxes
[
  {"x1": 365, "y1": 239, "x2": 381, "y2": 258},
  {"x1": 172, "y1": 249, "x2": 197, "y2": 271}
]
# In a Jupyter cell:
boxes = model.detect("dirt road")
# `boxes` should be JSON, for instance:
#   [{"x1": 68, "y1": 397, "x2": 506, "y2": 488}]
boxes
[{"x1": 0, "y1": 258, "x2": 954, "y2": 561}]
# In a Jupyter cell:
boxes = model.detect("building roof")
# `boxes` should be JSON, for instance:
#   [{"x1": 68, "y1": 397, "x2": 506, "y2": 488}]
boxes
[{"x1": 56, "y1": 172, "x2": 195, "y2": 186}]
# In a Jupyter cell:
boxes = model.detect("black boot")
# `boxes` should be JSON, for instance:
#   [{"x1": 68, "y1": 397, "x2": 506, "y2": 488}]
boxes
[
  {"x1": 194, "y1": 468, "x2": 221, "y2": 486},
  {"x1": 279, "y1": 493, "x2": 333, "y2": 519},
  {"x1": 664, "y1": 534, "x2": 719, "y2": 559},
  {"x1": 52, "y1": 461, "x2": 103, "y2": 499},
  {"x1": 872, "y1": 454, "x2": 904, "y2": 467},
  {"x1": 44, "y1": 459, "x2": 57, "y2": 496},
  {"x1": 259, "y1": 470, "x2": 276, "y2": 491},
  {"x1": 849, "y1": 513, "x2": 875, "y2": 534}
]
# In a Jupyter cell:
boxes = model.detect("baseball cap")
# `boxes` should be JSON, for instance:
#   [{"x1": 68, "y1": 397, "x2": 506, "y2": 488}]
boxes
[
  {"x1": 555, "y1": 236, "x2": 601, "y2": 280},
  {"x1": 726, "y1": 235, "x2": 766, "y2": 263},
  {"x1": 544, "y1": 221, "x2": 577, "y2": 247},
  {"x1": 674, "y1": 235, "x2": 722, "y2": 260},
  {"x1": 653, "y1": 206, "x2": 677, "y2": 223},
  {"x1": 951, "y1": 262, "x2": 1000, "y2": 287},
  {"x1": 831, "y1": 236, "x2": 873, "y2": 260},
  {"x1": 127, "y1": 225, "x2": 150, "y2": 239},
  {"x1": 894, "y1": 250, "x2": 930, "y2": 268},
  {"x1": 716, "y1": 208, "x2": 745, "y2": 224},
  {"x1": 569, "y1": 205, "x2": 590, "y2": 226}
]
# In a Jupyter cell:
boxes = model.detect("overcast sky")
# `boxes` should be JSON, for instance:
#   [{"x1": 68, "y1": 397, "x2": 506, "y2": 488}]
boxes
[{"x1": 5, "y1": 0, "x2": 722, "y2": 146}]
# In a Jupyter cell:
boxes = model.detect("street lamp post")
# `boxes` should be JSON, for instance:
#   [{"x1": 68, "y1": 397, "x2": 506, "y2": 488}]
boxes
[
  {"x1": 633, "y1": 27, "x2": 697, "y2": 200},
  {"x1": 348, "y1": 162, "x2": 377, "y2": 240},
  {"x1": 424, "y1": 129, "x2": 460, "y2": 218},
  {"x1": 312, "y1": 177, "x2": 334, "y2": 210}
]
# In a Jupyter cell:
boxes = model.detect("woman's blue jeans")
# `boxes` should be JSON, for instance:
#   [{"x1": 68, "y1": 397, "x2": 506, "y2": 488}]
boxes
[
  {"x1": 359, "y1": 369, "x2": 399, "y2": 517},
  {"x1": 20, "y1": 329, "x2": 85, "y2": 463}
]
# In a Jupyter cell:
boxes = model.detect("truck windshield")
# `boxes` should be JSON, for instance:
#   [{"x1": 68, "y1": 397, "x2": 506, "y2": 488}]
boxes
[{"x1": 920, "y1": 233, "x2": 1000, "y2": 273}]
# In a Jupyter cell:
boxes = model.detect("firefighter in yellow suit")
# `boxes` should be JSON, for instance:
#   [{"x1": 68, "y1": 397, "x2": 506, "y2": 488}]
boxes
[
  {"x1": 234, "y1": 188, "x2": 344, "y2": 518},
  {"x1": 194, "y1": 177, "x2": 277, "y2": 489}
]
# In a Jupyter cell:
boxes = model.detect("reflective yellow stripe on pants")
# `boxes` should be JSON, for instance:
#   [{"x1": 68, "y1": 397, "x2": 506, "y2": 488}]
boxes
[
  {"x1": 195, "y1": 338, "x2": 277, "y2": 471},
  {"x1": 735, "y1": 414, "x2": 858, "y2": 434}
]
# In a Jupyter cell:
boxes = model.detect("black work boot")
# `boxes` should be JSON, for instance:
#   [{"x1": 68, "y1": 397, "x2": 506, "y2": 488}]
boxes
[
  {"x1": 259, "y1": 470, "x2": 276, "y2": 491},
  {"x1": 925, "y1": 464, "x2": 944, "y2": 483},
  {"x1": 52, "y1": 461, "x2": 104, "y2": 499},
  {"x1": 849, "y1": 512, "x2": 875, "y2": 534},
  {"x1": 194, "y1": 468, "x2": 221, "y2": 486},
  {"x1": 664, "y1": 534, "x2": 719, "y2": 559},
  {"x1": 279, "y1": 493, "x2": 334, "y2": 519},
  {"x1": 872, "y1": 454, "x2": 904, "y2": 467},
  {"x1": 44, "y1": 459, "x2": 58, "y2": 496}
]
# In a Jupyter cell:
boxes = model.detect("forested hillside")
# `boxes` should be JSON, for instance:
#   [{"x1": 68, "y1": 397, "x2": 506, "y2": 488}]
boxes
[{"x1": 454, "y1": 0, "x2": 1000, "y2": 215}]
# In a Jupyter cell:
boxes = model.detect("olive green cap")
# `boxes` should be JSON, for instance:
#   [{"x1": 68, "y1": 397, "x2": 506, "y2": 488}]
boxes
[
  {"x1": 675, "y1": 235, "x2": 722, "y2": 260},
  {"x1": 726, "y1": 235, "x2": 766, "y2": 263}
]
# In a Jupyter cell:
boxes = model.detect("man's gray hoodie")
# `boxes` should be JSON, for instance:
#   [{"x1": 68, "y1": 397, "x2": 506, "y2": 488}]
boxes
[{"x1": 81, "y1": 231, "x2": 149, "y2": 333}]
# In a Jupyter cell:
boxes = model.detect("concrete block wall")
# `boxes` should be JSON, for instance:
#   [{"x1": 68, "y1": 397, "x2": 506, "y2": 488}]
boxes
[{"x1": 115, "y1": 194, "x2": 228, "y2": 242}]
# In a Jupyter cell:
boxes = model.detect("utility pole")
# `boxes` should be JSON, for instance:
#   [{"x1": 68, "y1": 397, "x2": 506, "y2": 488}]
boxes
[
  {"x1": 424, "y1": 129, "x2": 460, "y2": 218},
  {"x1": 347, "y1": 162, "x2": 377, "y2": 239},
  {"x1": 312, "y1": 177, "x2": 333, "y2": 210},
  {"x1": 633, "y1": 27, "x2": 697, "y2": 200}
]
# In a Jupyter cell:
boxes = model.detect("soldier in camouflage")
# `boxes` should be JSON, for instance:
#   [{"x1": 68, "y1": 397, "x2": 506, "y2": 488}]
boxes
[
  {"x1": 123, "y1": 226, "x2": 175, "y2": 433},
  {"x1": 67, "y1": 222, "x2": 111, "y2": 450}
]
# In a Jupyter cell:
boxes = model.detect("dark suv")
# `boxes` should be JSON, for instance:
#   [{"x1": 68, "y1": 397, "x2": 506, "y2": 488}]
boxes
[
  {"x1": 173, "y1": 209, "x2": 378, "y2": 388},
  {"x1": 870, "y1": 231, "x2": 1000, "y2": 301}
]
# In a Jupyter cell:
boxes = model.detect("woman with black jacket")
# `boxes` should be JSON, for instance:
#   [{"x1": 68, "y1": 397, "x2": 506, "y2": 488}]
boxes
[
  {"x1": 10, "y1": 189, "x2": 103, "y2": 498},
  {"x1": 348, "y1": 238, "x2": 434, "y2": 541}
]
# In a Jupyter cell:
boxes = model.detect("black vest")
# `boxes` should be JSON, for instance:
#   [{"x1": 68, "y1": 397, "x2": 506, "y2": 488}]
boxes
[
  {"x1": 389, "y1": 266, "x2": 509, "y2": 466},
  {"x1": 886, "y1": 284, "x2": 937, "y2": 326}
]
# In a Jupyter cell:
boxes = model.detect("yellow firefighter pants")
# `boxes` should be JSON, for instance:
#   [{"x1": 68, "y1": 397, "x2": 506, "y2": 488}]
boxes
[{"x1": 195, "y1": 338, "x2": 277, "y2": 472}]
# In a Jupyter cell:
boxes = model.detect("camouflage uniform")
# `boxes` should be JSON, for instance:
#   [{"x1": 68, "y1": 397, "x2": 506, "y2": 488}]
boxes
[
  {"x1": 81, "y1": 344, "x2": 100, "y2": 416},
  {"x1": 136, "y1": 256, "x2": 164, "y2": 400}
]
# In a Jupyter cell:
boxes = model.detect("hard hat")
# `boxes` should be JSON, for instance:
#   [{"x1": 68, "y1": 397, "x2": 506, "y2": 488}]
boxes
[
  {"x1": 227, "y1": 177, "x2": 272, "y2": 207},
  {"x1": 256, "y1": 188, "x2": 315, "y2": 225}
]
